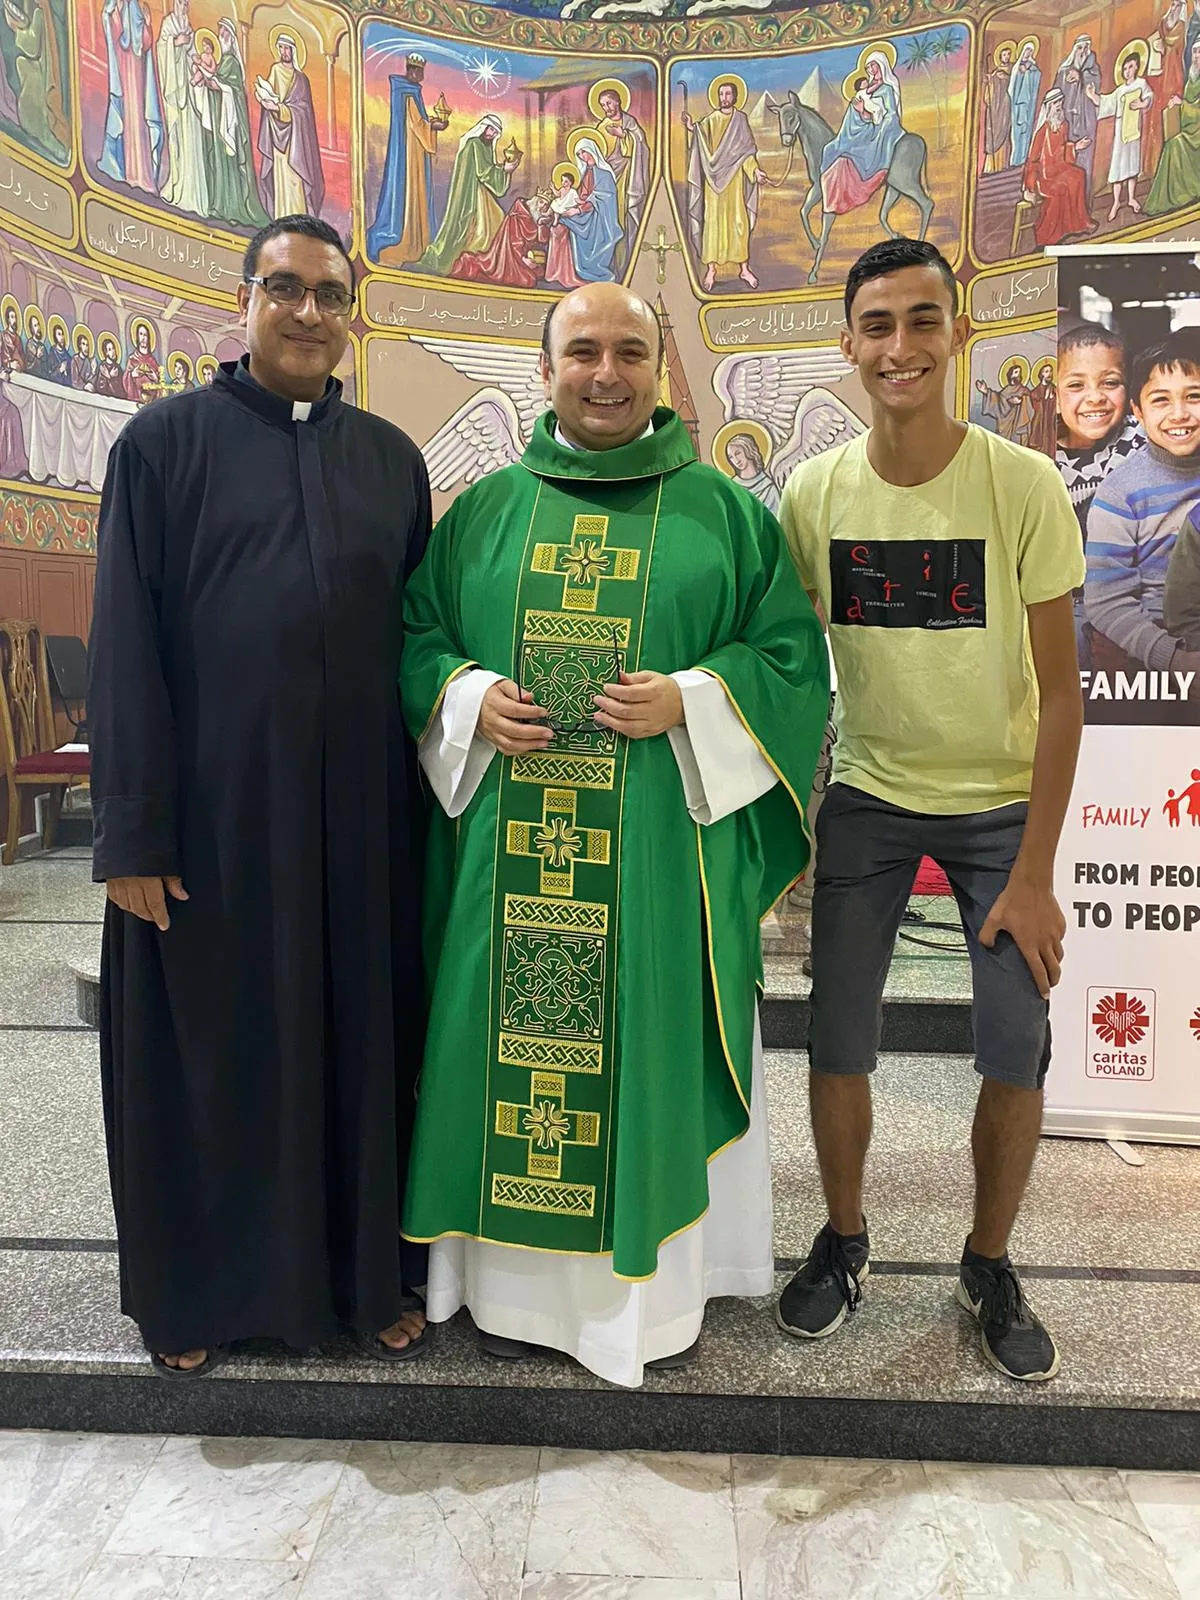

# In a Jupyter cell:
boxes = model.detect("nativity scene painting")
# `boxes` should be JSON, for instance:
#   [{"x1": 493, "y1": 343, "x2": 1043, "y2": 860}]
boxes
[
  {"x1": 666, "y1": 29, "x2": 970, "y2": 296},
  {"x1": 75, "y1": 0, "x2": 352, "y2": 239},
  {"x1": 360, "y1": 26, "x2": 658, "y2": 288}
]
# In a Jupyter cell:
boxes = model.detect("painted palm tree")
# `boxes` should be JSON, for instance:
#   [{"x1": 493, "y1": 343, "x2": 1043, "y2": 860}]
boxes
[
  {"x1": 902, "y1": 34, "x2": 944, "y2": 152},
  {"x1": 932, "y1": 29, "x2": 967, "y2": 150}
]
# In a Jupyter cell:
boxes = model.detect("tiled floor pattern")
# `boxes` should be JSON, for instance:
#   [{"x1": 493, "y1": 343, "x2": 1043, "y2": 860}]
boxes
[{"x1": 1, "y1": 1431, "x2": 1198, "y2": 1599}]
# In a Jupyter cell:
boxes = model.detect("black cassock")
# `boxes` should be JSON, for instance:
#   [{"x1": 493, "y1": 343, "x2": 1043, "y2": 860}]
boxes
[{"x1": 89, "y1": 361, "x2": 430, "y2": 1352}]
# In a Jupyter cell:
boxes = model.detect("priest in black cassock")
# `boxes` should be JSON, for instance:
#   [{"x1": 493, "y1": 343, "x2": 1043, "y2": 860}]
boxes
[{"x1": 89, "y1": 215, "x2": 430, "y2": 1375}]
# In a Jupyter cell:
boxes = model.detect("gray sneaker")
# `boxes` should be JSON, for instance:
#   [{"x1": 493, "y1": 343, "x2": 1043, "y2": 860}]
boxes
[
  {"x1": 957, "y1": 1249, "x2": 1061, "y2": 1382},
  {"x1": 776, "y1": 1221, "x2": 870, "y2": 1340}
]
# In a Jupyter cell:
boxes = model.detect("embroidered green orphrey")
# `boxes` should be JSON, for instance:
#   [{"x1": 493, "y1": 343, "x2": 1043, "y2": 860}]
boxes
[{"x1": 400, "y1": 408, "x2": 829, "y2": 1278}]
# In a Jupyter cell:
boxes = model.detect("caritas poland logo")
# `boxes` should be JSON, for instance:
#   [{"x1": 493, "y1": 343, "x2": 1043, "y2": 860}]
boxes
[{"x1": 1087, "y1": 988, "x2": 1155, "y2": 1079}]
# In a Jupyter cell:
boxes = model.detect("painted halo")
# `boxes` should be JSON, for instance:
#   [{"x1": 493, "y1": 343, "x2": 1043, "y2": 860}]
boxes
[
  {"x1": 712, "y1": 418, "x2": 773, "y2": 476},
  {"x1": 129, "y1": 317, "x2": 157, "y2": 352},
  {"x1": 71, "y1": 323, "x2": 94, "y2": 354},
  {"x1": 269, "y1": 25, "x2": 305, "y2": 69},
  {"x1": 46, "y1": 313, "x2": 69, "y2": 348},
  {"x1": 566, "y1": 124, "x2": 613, "y2": 164},
  {"x1": 168, "y1": 351, "x2": 194, "y2": 380},
  {"x1": 22, "y1": 303, "x2": 43, "y2": 337},
  {"x1": 0, "y1": 293, "x2": 19, "y2": 330},
  {"x1": 843, "y1": 42, "x2": 898, "y2": 104},
  {"x1": 193, "y1": 27, "x2": 221, "y2": 61},
  {"x1": 994, "y1": 39, "x2": 1019, "y2": 66},
  {"x1": 1114, "y1": 38, "x2": 1150, "y2": 84},
  {"x1": 1034, "y1": 355, "x2": 1057, "y2": 384},
  {"x1": 1002, "y1": 354, "x2": 1031, "y2": 386},
  {"x1": 707, "y1": 73, "x2": 748, "y2": 111},
  {"x1": 196, "y1": 354, "x2": 219, "y2": 383},
  {"x1": 551, "y1": 161, "x2": 580, "y2": 190},
  {"x1": 1016, "y1": 35, "x2": 1040, "y2": 60},
  {"x1": 588, "y1": 78, "x2": 630, "y2": 119}
]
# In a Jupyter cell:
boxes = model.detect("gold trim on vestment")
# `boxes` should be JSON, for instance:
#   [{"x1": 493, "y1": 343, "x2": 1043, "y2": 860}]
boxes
[{"x1": 417, "y1": 659, "x2": 481, "y2": 745}]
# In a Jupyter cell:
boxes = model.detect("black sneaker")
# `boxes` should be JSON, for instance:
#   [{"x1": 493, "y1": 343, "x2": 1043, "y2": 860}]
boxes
[
  {"x1": 776, "y1": 1221, "x2": 870, "y2": 1340},
  {"x1": 956, "y1": 1247, "x2": 1061, "y2": 1382}
]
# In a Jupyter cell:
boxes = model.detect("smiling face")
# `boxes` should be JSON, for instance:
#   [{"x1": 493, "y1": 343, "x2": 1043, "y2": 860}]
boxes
[
  {"x1": 542, "y1": 282, "x2": 661, "y2": 451},
  {"x1": 237, "y1": 229, "x2": 351, "y2": 403},
  {"x1": 1133, "y1": 362, "x2": 1200, "y2": 455},
  {"x1": 842, "y1": 262, "x2": 965, "y2": 424},
  {"x1": 1057, "y1": 342, "x2": 1126, "y2": 448}
]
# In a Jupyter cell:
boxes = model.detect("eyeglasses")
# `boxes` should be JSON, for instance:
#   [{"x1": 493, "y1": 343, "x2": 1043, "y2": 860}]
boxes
[
  {"x1": 516, "y1": 627, "x2": 622, "y2": 735},
  {"x1": 244, "y1": 274, "x2": 356, "y2": 317}
]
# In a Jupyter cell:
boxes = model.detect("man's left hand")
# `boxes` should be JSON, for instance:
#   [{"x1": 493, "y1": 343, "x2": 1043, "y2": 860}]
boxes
[
  {"x1": 593, "y1": 671, "x2": 684, "y2": 739},
  {"x1": 979, "y1": 877, "x2": 1066, "y2": 1000}
]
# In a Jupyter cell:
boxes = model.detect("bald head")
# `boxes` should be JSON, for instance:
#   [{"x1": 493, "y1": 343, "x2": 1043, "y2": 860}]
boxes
[
  {"x1": 541, "y1": 283, "x2": 663, "y2": 371},
  {"x1": 540, "y1": 283, "x2": 665, "y2": 451}
]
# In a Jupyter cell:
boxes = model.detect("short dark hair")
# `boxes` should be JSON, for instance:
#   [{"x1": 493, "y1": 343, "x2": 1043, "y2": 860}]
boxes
[
  {"x1": 243, "y1": 214, "x2": 355, "y2": 286},
  {"x1": 844, "y1": 238, "x2": 958, "y2": 322},
  {"x1": 1130, "y1": 327, "x2": 1200, "y2": 404},
  {"x1": 540, "y1": 293, "x2": 665, "y2": 370},
  {"x1": 1058, "y1": 320, "x2": 1127, "y2": 367}
]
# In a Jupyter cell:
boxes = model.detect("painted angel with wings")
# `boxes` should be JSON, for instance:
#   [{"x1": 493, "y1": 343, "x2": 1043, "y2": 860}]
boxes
[
  {"x1": 415, "y1": 338, "x2": 546, "y2": 493},
  {"x1": 712, "y1": 347, "x2": 866, "y2": 499}
]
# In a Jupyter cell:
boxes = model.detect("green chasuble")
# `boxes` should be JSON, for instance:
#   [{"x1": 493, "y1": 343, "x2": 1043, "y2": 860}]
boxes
[{"x1": 400, "y1": 408, "x2": 829, "y2": 1280}]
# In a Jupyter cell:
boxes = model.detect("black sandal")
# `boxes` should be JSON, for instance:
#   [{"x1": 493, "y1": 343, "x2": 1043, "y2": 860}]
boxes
[
  {"x1": 352, "y1": 1322, "x2": 429, "y2": 1362},
  {"x1": 150, "y1": 1345, "x2": 230, "y2": 1379}
]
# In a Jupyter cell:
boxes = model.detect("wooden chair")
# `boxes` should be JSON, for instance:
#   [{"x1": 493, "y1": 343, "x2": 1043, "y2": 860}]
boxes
[
  {"x1": 1010, "y1": 194, "x2": 1042, "y2": 259},
  {"x1": 0, "y1": 618, "x2": 90, "y2": 865}
]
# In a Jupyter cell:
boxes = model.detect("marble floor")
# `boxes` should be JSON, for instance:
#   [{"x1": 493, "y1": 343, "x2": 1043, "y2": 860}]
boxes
[{"x1": 1, "y1": 1430, "x2": 1198, "y2": 1600}]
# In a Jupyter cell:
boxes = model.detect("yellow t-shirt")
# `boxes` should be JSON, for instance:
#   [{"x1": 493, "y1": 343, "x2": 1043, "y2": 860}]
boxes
[{"x1": 779, "y1": 424, "x2": 1085, "y2": 815}]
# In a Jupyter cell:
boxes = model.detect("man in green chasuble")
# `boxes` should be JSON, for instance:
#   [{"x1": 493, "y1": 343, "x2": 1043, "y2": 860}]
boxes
[{"x1": 401, "y1": 283, "x2": 829, "y2": 1386}]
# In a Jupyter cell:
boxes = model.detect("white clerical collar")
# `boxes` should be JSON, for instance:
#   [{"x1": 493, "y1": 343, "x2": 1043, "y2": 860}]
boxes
[
  {"x1": 554, "y1": 420, "x2": 655, "y2": 451},
  {"x1": 292, "y1": 400, "x2": 312, "y2": 422}
]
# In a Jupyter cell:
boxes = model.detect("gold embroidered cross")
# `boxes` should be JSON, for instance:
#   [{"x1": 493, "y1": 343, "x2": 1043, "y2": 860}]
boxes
[
  {"x1": 496, "y1": 1071, "x2": 601, "y2": 1180},
  {"x1": 531, "y1": 515, "x2": 640, "y2": 613},
  {"x1": 507, "y1": 786, "x2": 610, "y2": 896}
]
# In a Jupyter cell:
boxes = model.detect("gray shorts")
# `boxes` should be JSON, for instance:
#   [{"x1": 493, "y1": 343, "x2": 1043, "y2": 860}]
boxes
[{"x1": 809, "y1": 784, "x2": 1051, "y2": 1090}]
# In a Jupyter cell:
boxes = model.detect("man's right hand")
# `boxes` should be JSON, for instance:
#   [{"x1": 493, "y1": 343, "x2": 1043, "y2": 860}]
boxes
[
  {"x1": 479, "y1": 679, "x2": 554, "y2": 756},
  {"x1": 107, "y1": 876, "x2": 188, "y2": 932}
]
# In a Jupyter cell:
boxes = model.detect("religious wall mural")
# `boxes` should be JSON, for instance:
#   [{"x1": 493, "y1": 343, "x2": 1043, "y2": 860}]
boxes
[
  {"x1": 0, "y1": 0, "x2": 71, "y2": 166},
  {"x1": 5, "y1": 0, "x2": 1200, "y2": 587},
  {"x1": 667, "y1": 29, "x2": 970, "y2": 294},
  {"x1": 361, "y1": 28, "x2": 658, "y2": 285},
  {"x1": 967, "y1": 325, "x2": 1058, "y2": 456},
  {"x1": 75, "y1": 0, "x2": 352, "y2": 238}
]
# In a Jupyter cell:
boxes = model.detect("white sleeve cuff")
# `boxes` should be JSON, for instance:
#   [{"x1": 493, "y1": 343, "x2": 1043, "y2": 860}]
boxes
[
  {"x1": 667, "y1": 670, "x2": 778, "y2": 825},
  {"x1": 418, "y1": 668, "x2": 502, "y2": 818}
]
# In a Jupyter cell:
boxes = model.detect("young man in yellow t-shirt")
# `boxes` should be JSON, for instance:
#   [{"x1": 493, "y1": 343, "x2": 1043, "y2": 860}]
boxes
[{"x1": 778, "y1": 239, "x2": 1084, "y2": 1383}]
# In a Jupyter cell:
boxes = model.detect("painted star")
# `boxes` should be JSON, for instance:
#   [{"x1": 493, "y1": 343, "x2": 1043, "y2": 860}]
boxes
[{"x1": 469, "y1": 53, "x2": 501, "y2": 93}]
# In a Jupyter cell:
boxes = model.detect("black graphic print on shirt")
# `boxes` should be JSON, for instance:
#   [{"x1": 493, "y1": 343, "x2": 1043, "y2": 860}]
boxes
[{"x1": 829, "y1": 539, "x2": 987, "y2": 630}]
